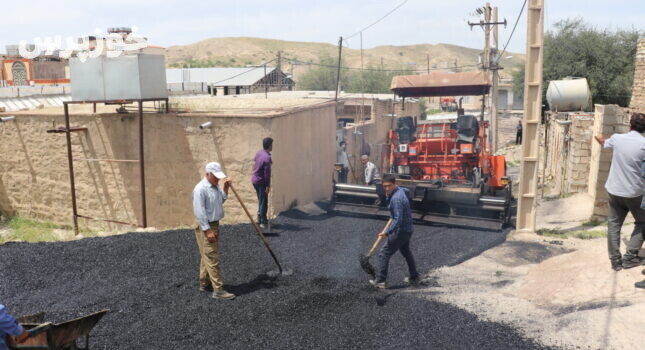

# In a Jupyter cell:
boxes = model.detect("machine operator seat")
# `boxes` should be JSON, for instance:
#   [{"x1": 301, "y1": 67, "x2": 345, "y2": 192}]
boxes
[{"x1": 456, "y1": 114, "x2": 479, "y2": 144}]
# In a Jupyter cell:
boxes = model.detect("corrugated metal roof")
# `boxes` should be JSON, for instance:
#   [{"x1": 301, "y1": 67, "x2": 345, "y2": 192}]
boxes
[
  {"x1": 166, "y1": 67, "x2": 276, "y2": 86},
  {"x1": 391, "y1": 71, "x2": 491, "y2": 97},
  {"x1": 0, "y1": 94, "x2": 70, "y2": 111}
]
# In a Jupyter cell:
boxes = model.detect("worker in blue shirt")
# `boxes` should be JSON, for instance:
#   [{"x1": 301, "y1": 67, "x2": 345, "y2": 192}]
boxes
[
  {"x1": 370, "y1": 174, "x2": 420, "y2": 288},
  {"x1": 1, "y1": 302, "x2": 29, "y2": 350}
]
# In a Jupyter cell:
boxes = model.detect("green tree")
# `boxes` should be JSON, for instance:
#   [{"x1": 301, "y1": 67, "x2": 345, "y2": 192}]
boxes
[
  {"x1": 297, "y1": 56, "x2": 349, "y2": 91},
  {"x1": 512, "y1": 19, "x2": 641, "y2": 107},
  {"x1": 346, "y1": 66, "x2": 411, "y2": 94}
]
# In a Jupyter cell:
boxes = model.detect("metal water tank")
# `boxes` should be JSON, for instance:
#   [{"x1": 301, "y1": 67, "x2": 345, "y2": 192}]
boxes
[{"x1": 546, "y1": 77, "x2": 591, "y2": 111}]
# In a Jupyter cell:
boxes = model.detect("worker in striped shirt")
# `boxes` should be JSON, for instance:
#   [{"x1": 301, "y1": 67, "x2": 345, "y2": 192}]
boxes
[{"x1": 361, "y1": 155, "x2": 381, "y2": 186}]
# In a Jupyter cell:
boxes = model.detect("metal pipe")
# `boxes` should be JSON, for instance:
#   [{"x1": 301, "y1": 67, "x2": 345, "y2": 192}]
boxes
[
  {"x1": 334, "y1": 183, "x2": 377, "y2": 192},
  {"x1": 64, "y1": 103, "x2": 79, "y2": 235},
  {"x1": 138, "y1": 101, "x2": 147, "y2": 228},
  {"x1": 76, "y1": 214, "x2": 141, "y2": 228},
  {"x1": 74, "y1": 158, "x2": 139, "y2": 163},
  {"x1": 0, "y1": 116, "x2": 16, "y2": 123},
  {"x1": 335, "y1": 190, "x2": 379, "y2": 199}
]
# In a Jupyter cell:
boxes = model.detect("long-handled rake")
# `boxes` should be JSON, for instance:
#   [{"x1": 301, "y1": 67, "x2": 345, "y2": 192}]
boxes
[
  {"x1": 229, "y1": 183, "x2": 292, "y2": 277},
  {"x1": 359, "y1": 219, "x2": 393, "y2": 278}
]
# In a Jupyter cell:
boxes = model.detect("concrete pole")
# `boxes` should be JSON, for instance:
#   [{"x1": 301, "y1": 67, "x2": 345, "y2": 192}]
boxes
[
  {"x1": 517, "y1": 0, "x2": 544, "y2": 232},
  {"x1": 335, "y1": 37, "x2": 343, "y2": 101},
  {"x1": 484, "y1": 3, "x2": 491, "y2": 72},
  {"x1": 491, "y1": 6, "x2": 499, "y2": 153}
]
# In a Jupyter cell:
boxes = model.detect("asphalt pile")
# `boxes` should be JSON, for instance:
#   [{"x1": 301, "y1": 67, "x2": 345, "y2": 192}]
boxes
[{"x1": 0, "y1": 210, "x2": 554, "y2": 349}]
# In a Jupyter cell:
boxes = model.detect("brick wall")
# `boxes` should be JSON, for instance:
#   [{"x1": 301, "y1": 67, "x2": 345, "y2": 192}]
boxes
[
  {"x1": 588, "y1": 105, "x2": 630, "y2": 219},
  {"x1": 566, "y1": 116, "x2": 595, "y2": 193},
  {"x1": 630, "y1": 38, "x2": 645, "y2": 112}
]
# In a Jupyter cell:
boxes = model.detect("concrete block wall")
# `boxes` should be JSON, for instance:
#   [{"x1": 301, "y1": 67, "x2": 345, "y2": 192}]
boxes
[
  {"x1": 566, "y1": 116, "x2": 594, "y2": 193},
  {"x1": 0, "y1": 102, "x2": 337, "y2": 230},
  {"x1": 542, "y1": 112, "x2": 594, "y2": 195},
  {"x1": 630, "y1": 38, "x2": 645, "y2": 111},
  {"x1": 588, "y1": 104, "x2": 630, "y2": 219}
]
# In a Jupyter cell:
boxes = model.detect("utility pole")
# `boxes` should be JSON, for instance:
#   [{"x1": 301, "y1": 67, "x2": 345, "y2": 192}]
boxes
[
  {"x1": 381, "y1": 57, "x2": 384, "y2": 70},
  {"x1": 427, "y1": 54, "x2": 430, "y2": 74},
  {"x1": 276, "y1": 51, "x2": 282, "y2": 92},
  {"x1": 517, "y1": 0, "x2": 544, "y2": 232},
  {"x1": 334, "y1": 36, "x2": 343, "y2": 101},
  {"x1": 264, "y1": 63, "x2": 268, "y2": 99},
  {"x1": 491, "y1": 6, "x2": 500, "y2": 153},
  {"x1": 468, "y1": 3, "x2": 506, "y2": 148}
]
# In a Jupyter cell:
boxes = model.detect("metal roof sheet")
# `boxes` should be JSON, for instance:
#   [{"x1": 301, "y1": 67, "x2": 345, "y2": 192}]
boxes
[
  {"x1": 391, "y1": 71, "x2": 491, "y2": 97},
  {"x1": 166, "y1": 67, "x2": 277, "y2": 86}
]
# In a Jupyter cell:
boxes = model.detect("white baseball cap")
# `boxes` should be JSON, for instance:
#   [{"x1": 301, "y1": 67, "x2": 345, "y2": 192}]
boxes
[{"x1": 205, "y1": 162, "x2": 226, "y2": 179}]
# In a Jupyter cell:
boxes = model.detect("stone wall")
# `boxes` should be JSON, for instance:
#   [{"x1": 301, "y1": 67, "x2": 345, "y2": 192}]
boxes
[
  {"x1": 542, "y1": 112, "x2": 594, "y2": 195},
  {"x1": 0, "y1": 102, "x2": 336, "y2": 230},
  {"x1": 630, "y1": 38, "x2": 645, "y2": 112},
  {"x1": 588, "y1": 105, "x2": 630, "y2": 220}
]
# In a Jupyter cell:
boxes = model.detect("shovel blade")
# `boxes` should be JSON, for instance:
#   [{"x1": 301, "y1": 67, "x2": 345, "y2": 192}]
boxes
[{"x1": 359, "y1": 254, "x2": 376, "y2": 278}]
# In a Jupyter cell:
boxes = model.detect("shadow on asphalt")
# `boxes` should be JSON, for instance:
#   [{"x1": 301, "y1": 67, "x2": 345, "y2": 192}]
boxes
[{"x1": 225, "y1": 274, "x2": 278, "y2": 296}]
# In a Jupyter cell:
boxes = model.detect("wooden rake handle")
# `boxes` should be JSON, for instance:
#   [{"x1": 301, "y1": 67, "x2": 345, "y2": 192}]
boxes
[
  {"x1": 366, "y1": 219, "x2": 393, "y2": 257},
  {"x1": 229, "y1": 183, "x2": 283, "y2": 273}
]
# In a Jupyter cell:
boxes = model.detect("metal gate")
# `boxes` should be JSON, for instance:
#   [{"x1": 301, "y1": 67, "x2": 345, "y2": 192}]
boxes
[{"x1": 11, "y1": 62, "x2": 28, "y2": 86}]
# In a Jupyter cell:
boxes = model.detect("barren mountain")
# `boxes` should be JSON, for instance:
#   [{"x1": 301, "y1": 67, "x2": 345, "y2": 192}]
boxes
[{"x1": 165, "y1": 37, "x2": 524, "y2": 78}]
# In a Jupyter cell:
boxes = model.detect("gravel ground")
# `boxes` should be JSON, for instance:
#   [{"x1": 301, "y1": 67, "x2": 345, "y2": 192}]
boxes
[{"x1": 0, "y1": 210, "x2": 553, "y2": 349}]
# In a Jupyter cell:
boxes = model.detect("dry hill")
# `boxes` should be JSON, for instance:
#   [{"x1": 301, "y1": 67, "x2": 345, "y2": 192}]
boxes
[{"x1": 165, "y1": 37, "x2": 524, "y2": 79}]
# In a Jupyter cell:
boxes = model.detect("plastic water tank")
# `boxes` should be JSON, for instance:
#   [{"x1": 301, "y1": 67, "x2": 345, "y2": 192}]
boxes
[{"x1": 546, "y1": 78, "x2": 591, "y2": 112}]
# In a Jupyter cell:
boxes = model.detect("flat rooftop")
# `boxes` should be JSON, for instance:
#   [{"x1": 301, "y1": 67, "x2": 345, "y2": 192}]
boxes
[{"x1": 0, "y1": 95, "x2": 333, "y2": 117}]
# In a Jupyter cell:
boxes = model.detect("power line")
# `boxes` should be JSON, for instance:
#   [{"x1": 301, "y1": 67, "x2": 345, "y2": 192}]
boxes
[
  {"x1": 344, "y1": 0, "x2": 410, "y2": 40},
  {"x1": 284, "y1": 56, "x2": 481, "y2": 73},
  {"x1": 497, "y1": 0, "x2": 528, "y2": 63}
]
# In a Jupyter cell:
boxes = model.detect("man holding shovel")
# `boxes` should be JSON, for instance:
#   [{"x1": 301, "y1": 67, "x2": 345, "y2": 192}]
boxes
[
  {"x1": 369, "y1": 174, "x2": 420, "y2": 289},
  {"x1": 192, "y1": 162, "x2": 236, "y2": 300}
]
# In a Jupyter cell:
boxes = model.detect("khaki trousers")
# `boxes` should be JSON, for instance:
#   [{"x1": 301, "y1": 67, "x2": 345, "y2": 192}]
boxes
[{"x1": 194, "y1": 222, "x2": 223, "y2": 290}]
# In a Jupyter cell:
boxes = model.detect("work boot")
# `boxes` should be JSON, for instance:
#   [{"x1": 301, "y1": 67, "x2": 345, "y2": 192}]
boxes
[
  {"x1": 404, "y1": 276, "x2": 421, "y2": 286},
  {"x1": 635, "y1": 280, "x2": 645, "y2": 289},
  {"x1": 611, "y1": 260, "x2": 623, "y2": 271},
  {"x1": 211, "y1": 290, "x2": 236, "y2": 300},
  {"x1": 621, "y1": 257, "x2": 644, "y2": 269},
  {"x1": 199, "y1": 285, "x2": 213, "y2": 292},
  {"x1": 369, "y1": 280, "x2": 386, "y2": 289}
]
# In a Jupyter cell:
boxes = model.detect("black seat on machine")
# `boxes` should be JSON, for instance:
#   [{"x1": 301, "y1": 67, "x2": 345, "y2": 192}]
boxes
[
  {"x1": 397, "y1": 116, "x2": 417, "y2": 144},
  {"x1": 456, "y1": 114, "x2": 479, "y2": 143}
]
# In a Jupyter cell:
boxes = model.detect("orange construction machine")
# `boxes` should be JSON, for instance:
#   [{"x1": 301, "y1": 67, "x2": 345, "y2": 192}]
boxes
[{"x1": 331, "y1": 72, "x2": 513, "y2": 230}]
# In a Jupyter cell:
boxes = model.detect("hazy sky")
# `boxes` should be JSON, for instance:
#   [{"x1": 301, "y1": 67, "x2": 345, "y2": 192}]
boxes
[{"x1": 1, "y1": 0, "x2": 643, "y2": 54}]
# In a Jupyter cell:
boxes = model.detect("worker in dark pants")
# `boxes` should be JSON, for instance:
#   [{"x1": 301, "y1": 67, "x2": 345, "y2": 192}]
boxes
[
  {"x1": 595, "y1": 113, "x2": 645, "y2": 272},
  {"x1": 370, "y1": 174, "x2": 420, "y2": 289},
  {"x1": 252, "y1": 137, "x2": 273, "y2": 229},
  {"x1": 516, "y1": 120, "x2": 523, "y2": 145},
  {"x1": 337, "y1": 140, "x2": 350, "y2": 183},
  {"x1": 636, "y1": 160, "x2": 645, "y2": 289}
]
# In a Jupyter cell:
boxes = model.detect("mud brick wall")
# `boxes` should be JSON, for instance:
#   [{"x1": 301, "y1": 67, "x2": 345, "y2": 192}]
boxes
[
  {"x1": 588, "y1": 104, "x2": 630, "y2": 220},
  {"x1": 630, "y1": 38, "x2": 645, "y2": 112},
  {"x1": 0, "y1": 102, "x2": 336, "y2": 230}
]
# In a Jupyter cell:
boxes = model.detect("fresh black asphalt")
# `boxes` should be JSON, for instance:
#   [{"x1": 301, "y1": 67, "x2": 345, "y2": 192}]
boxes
[{"x1": 0, "y1": 210, "x2": 554, "y2": 349}]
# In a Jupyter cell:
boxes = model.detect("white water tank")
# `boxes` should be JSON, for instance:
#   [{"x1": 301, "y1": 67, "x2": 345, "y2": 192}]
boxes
[{"x1": 546, "y1": 77, "x2": 591, "y2": 112}]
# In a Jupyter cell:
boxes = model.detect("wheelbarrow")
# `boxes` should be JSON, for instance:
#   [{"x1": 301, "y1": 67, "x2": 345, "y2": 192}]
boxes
[{"x1": 6, "y1": 309, "x2": 109, "y2": 350}]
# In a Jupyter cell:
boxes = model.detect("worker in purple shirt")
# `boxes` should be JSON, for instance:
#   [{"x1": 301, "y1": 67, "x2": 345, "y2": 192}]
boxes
[
  {"x1": 252, "y1": 137, "x2": 273, "y2": 229},
  {"x1": 1, "y1": 302, "x2": 29, "y2": 350}
]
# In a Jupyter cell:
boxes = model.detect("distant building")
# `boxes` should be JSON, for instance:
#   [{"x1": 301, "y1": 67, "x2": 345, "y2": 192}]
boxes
[
  {"x1": 166, "y1": 67, "x2": 294, "y2": 95},
  {"x1": 1, "y1": 45, "x2": 69, "y2": 87}
]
